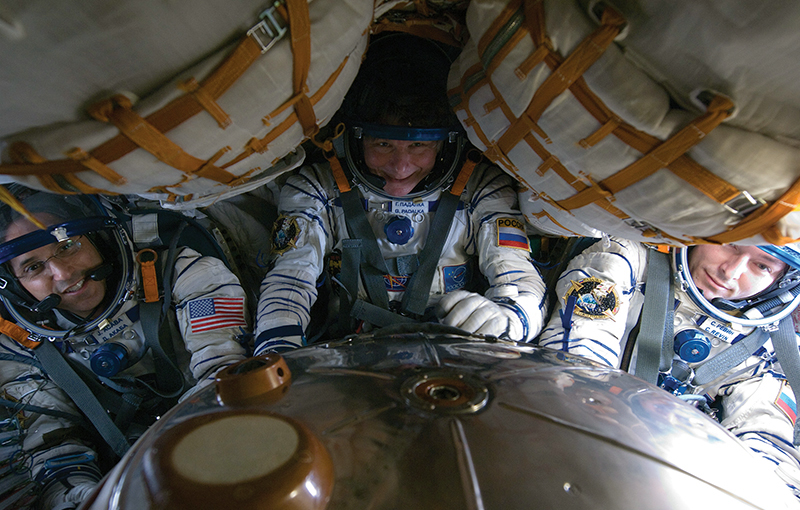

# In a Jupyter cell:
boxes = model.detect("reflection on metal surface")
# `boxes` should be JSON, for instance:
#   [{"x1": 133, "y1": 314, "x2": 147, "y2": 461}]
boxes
[
  {"x1": 323, "y1": 404, "x2": 397, "y2": 435},
  {"x1": 88, "y1": 330, "x2": 799, "y2": 509},
  {"x1": 451, "y1": 418, "x2": 484, "y2": 510}
]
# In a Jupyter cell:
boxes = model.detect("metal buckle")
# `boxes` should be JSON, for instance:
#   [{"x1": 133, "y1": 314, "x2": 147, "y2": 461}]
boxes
[
  {"x1": 723, "y1": 191, "x2": 765, "y2": 217},
  {"x1": 247, "y1": 2, "x2": 288, "y2": 54},
  {"x1": 760, "y1": 321, "x2": 780, "y2": 333}
]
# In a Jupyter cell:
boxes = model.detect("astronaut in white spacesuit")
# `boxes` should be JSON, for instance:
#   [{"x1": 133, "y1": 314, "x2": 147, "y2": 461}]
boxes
[
  {"x1": 538, "y1": 236, "x2": 800, "y2": 499},
  {"x1": 0, "y1": 187, "x2": 247, "y2": 509},
  {"x1": 254, "y1": 33, "x2": 548, "y2": 355}
]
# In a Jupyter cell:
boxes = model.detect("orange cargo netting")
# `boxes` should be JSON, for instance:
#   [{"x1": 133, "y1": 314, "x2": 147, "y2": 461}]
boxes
[
  {"x1": 449, "y1": 0, "x2": 800, "y2": 245},
  {"x1": 0, "y1": 0, "x2": 316, "y2": 198}
]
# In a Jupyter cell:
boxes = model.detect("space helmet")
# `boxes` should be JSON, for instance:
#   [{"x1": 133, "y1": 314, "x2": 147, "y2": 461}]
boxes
[
  {"x1": 0, "y1": 186, "x2": 134, "y2": 338},
  {"x1": 339, "y1": 33, "x2": 465, "y2": 200},
  {"x1": 674, "y1": 244, "x2": 800, "y2": 327}
]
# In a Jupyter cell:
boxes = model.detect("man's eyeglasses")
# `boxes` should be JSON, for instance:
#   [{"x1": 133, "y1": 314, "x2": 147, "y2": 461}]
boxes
[{"x1": 15, "y1": 237, "x2": 84, "y2": 280}]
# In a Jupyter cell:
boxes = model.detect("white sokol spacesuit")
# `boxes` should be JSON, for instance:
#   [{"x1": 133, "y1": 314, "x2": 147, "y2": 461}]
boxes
[
  {"x1": 0, "y1": 190, "x2": 247, "y2": 509},
  {"x1": 255, "y1": 160, "x2": 548, "y2": 352},
  {"x1": 254, "y1": 32, "x2": 547, "y2": 354},
  {"x1": 538, "y1": 236, "x2": 800, "y2": 499}
]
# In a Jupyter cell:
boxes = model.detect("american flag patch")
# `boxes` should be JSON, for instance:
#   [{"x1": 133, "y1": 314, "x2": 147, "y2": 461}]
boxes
[
  {"x1": 775, "y1": 385, "x2": 797, "y2": 424},
  {"x1": 188, "y1": 297, "x2": 246, "y2": 334},
  {"x1": 496, "y1": 218, "x2": 530, "y2": 251}
]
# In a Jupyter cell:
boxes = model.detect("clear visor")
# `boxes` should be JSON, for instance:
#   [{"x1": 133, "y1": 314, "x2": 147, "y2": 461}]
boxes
[{"x1": 676, "y1": 247, "x2": 800, "y2": 326}]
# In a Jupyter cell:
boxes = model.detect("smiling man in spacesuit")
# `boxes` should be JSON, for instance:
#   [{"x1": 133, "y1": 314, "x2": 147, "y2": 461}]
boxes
[
  {"x1": 253, "y1": 33, "x2": 548, "y2": 355},
  {"x1": 539, "y1": 237, "x2": 800, "y2": 499},
  {"x1": 0, "y1": 187, "x2": 248, "y2": 509}
]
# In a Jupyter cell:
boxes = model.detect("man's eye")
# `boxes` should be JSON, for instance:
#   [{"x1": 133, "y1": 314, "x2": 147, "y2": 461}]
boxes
[
  {"x1": 23, "y1": 262, "x2": 43, "y2": 274},
  {"x1": 54, "y1": 240, "x2": 74, "y2": 255}
]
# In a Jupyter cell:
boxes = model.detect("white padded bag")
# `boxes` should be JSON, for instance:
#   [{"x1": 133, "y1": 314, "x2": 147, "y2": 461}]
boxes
[
  {"x1": 448, "y1": 0, "x2": 800, "y2": 245},
  {"x1": 0, "y1": 0, "x2": 371, "y2": 207}
]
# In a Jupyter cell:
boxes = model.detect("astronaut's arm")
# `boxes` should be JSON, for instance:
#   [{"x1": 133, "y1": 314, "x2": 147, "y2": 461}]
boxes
[
  {"x1": 461, "y1": 166, "x2": 548, "y2": 341},
  {"x1": 719, "y1": 375, "x2": 800, "y2": 500},
  {"x1": 254, "y1": 167, "x2": 334, "y2": 354},
  {"x1": 172, "y1": 247, "x2": 248, "y2": 392},
  {"x1": 0, "y1": 340, "x2": 100, "y2": 509},
  {"x1": 537, "y1": 237, "x2": 645, "y2": 368}
]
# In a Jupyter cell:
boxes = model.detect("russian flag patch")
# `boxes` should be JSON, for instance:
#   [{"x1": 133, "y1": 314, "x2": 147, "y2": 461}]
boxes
[
  {"x1": 496, "y1": 218, "x2": 530, "y2": 251},
  {"x1": 775, "y1": 384, "x2": 797, "y2": 424}
]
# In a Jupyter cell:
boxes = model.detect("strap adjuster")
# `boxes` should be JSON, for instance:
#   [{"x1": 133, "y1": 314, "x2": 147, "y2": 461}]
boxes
[
  {"x1": 247, "y1": 3, "x2": 288, "y2": 54},
  {"x1": 723, "y1": 191, "x2": 765, "y2": 216}
]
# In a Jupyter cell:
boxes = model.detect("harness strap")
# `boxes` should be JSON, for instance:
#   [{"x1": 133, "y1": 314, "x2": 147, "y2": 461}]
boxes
[
  {"x1": 138, "y1": 302, "x2": 184, "y2": 398},
  {"x1": 136, "y1": 222, "x2": 187, "y2": 398},
  {"x1": 399, "y1": 158, "x2": 477, "y2": 316},
  {"x1": 351, "y1": 299, "x2": 417, "y2": 328},
  {"x1": 338, "y1": 191, "x2": 391, "y2": 311},
  {"x1": 764, "y1": 317, "x2": 800, "y2": 446},
  {"x1": 35, "y1": 341, "x2": 129, "y2": 458},
  {"x1": 632, "y1": 249, "x2": 673, "y2": 385},
  {"x1": 337, "y1": 239, "x2": 362, "y2": 332},
  {"x1": 693, "y1": 328, "x2": 770, "y2": 386},
  {"x1": 329, "y1": 151, "x2": 477, "y2": 325}
]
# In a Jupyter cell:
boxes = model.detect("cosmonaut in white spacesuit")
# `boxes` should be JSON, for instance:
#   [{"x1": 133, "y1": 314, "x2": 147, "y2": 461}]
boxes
[
  {"x1": 0, "y1": 186, "x2": 247, "y2": 509},
  {"x1": 254, "y1": 33, "x2": 548, "y2": 355},
  {"x1": 538, "y1": 236, "x2": 800, "y2": 499}
]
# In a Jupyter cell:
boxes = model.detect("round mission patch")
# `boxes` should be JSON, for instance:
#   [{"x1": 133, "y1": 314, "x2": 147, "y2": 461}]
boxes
[
  {"x1": 564, "y1": 277, "x2": 620, "y2": 319},
  {"x1": 272, "y1": 216, "x2": 300, "y2": 254}
]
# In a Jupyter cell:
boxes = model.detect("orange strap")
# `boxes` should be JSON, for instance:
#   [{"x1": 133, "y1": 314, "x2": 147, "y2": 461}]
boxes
[
  {"x1": 523, "y1": 5, "x2": 624, "y2": 125},
  {"x1": 451, "y1": 153, "x2": 480, "y2": 196},
  {"x1": 0, "y1": 317, "x2": 40, "y2": 350},
  {"x1": 87, "y1": 95, "x2": 238, "y2": 184},
  {"x1": 707, "y1": 176, "x2": 800, "y2": 244},
  {"x1": 286, "y1": 0, "x2": 317, "y2": 138},
  {"x1": 557, "y1": 94, "x2": 735, "y2": 210},
  {"x1": 136, "y1": 249, "x2": 160, "y2": 304},
  {"x1": 231, "y1": 56, "x2": 350, "y2": 164},
  {"x1": 494, "y1": 5, "x2": 625, "y2": 155},
  {"x1": 0, "y1": 15, "x2": 267, "y2": 183},
  {"x1": 327, "y1": 152, "x2": 351, "y2": 193},
  {"x1": 179, "y1": 77, "x2": 232, "y2": 129},
  {"x1": 478, "y1": 0, "x2": 524, "y2": 57},
  {"x1": 65, "y1": 148, "x2": 127, "y2": 186}
]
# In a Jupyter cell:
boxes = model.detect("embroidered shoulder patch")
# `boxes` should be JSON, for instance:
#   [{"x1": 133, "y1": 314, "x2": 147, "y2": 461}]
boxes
[
  {"x1": 564, "y1": 277, "x2": 620, "y2": 319},
  {"x1": 775, "y1": 383, "x2": 797, "y2": 424},
  {"x1": 272, "y1": 216, "x2": 300, "y2": 255},
  {"x1": 496, "y1": 218, "x2": 530, "y2": 251}
]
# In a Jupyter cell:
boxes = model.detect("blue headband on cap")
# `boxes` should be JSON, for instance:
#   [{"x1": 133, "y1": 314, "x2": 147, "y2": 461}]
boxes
[{"x1": 355, "y1": 122, "x2": 451, "y2": 141}]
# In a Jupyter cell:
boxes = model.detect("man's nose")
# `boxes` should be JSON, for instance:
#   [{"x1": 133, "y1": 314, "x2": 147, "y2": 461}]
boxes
[
  {"x1": 46, "y1": 257, "x2": 75, "y2": 280},
  {"x1": 388, "y1": 149, "x2": 414, "y2": 169},
  {"x1": 722, "y1": 254, "x2": 748, "y2": 280}
]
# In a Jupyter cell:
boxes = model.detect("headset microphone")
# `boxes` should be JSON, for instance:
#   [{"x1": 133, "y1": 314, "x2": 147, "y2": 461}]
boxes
[{"x1": 88, "y1": 263, "x2": 113, "y2": 282}]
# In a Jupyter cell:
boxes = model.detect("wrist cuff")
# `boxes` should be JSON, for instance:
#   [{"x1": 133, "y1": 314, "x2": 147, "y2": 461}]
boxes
[{"x1": 493, "y1": 297, "x2": 530, "y2": 340}]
